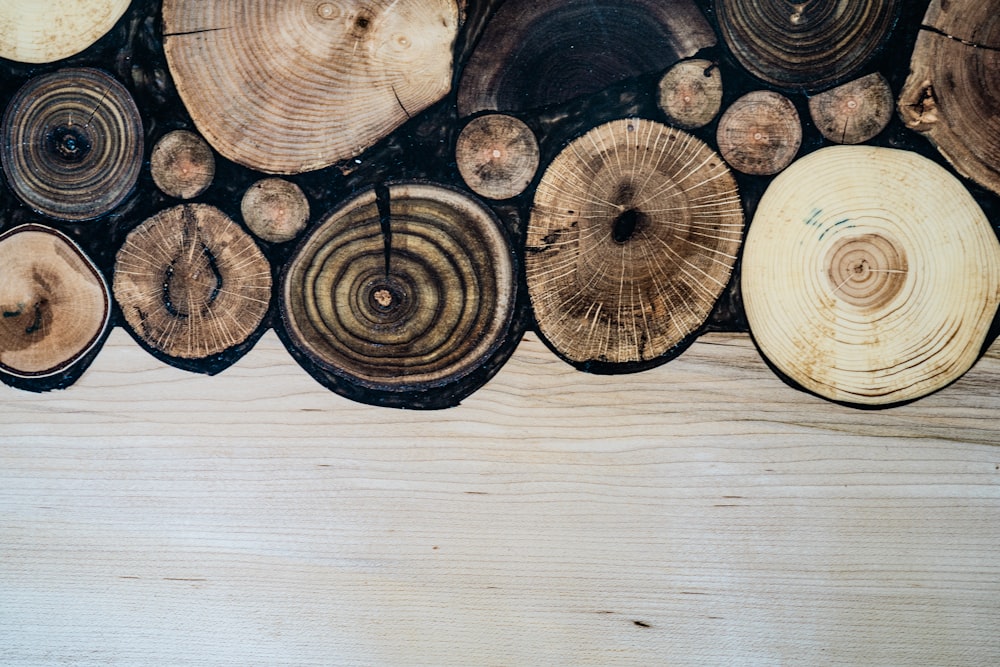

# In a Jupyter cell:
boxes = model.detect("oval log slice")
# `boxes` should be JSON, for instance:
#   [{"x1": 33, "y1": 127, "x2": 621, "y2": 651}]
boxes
[
  {"x1": 0, "y1": 0, "x2": 130, "y2": 64},
  {"x1": 714, "y1": 0, "x2": 900, "y2": 90},
  {"x1": 280, "y1": 182, "x2": 516, "y2": 405},
  {"x1": 114, "y1": 204, "x2": 272, "y2": 364},
  {"x1": 898, "y1": 0, "x2": 1000, "y2": 197},
  {"x1": 150, "y1": 129, "x2": 216, "y2": 200},
  {"x1": 742, "y1": 145, "x2": 1000, "y2": 406},
  {"x1": 717, "y1": 91, "x2": 802, "y2": 176},
  {"x1": 456, "y1": 0, "x2": 715, "y2": 116},
  {"x1": 809, "y1": 72, "x2": 893, "y2": 145},
  {"x1": 1, "y1": 68, "x2": 143, "y2": 222},
  {"x1": 242, "y1": 178, "x2": 311, "y2": 244},
  {"x1": 526, "y1": 118, "x2": 744, "y2": 370},
  {"x1": 0, "y1": 224, "x2": 111, "y2": 387},
  {"x1": 456, "y1": 114, "x2": 539, "y2": 200},
  {"x1": 657, "y1": 59, "x2": 724, "y2": 130},
  {"x1": 162, "y1": 0, "x2": 459, "y2": 174}
]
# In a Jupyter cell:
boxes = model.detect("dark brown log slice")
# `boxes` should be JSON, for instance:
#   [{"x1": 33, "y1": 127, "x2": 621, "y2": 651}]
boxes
[
  {"x1": 809, "y1": 72, "x2": 893, "y2": 145},
  {"x1": 150, "y1": 129, "x2": 216, "y2": 200},
  {"x1": 898, "y1": 0, "x2": 1000, "y2": 197},
  {"x1": 456, "y1": 0, "x2": 715, "y2": 116},
  {"x1": 1, "y1": 67, "x2": 143, "y2": 221},
  {"x1": 455, "y1": 114, "x2": 539, "y2": 200},
  {"x1": 717, "y1": 91, "x2": 802, "y2": 176},
  {"x1": 114, "y1": 204, "x2": 272, "y2": 360},
  {"x1": 281, "y1": 183, "x2": 515, "y2": 392},
  {"x1": 526, "y1": 118, "x2": 743, "y2": 368},
  {"x1": 162, "y1": 0, "x2": 460, "y2": 174},
  {"x1": 714, "y1": 0, "x2": 900, "y2": 90},
  {"x1": 0, "y1": 224, "x2": 110, "y2": 379}
]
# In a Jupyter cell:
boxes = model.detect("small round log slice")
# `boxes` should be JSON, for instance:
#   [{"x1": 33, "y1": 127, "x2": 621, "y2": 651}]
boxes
[
  {"x1": 281, "y1": 182, "x2": 515, "y2": 393},
  {"x1": 162, "y1": 0, "x2": 459, "y2": 174},
  {"x1": 741, "y1": 145, "x2": 1000, "y2": 406},
  {"x1": 456, "y1": 0, "x2": 716, "y2": 116},
  {"x1": 0, "y1": 224, "x2": 110, "y2": 379},
  {"x1": 809, "y1": 72, "x2": 893, "y2": 145},
  {"x1": 717, "y1": 91, "x2": 802, "y2": 176},
  {"x1": 1, "y1": 67, "x2": 143, "y2": 221},
  {"x1": 526, "y1": 118, "x2": 744, "y2": 369},
  {"x1": 0, "y1": 0, "x2": 130, "y2": 64},
  {"x1": 150, "y1": 130, "x2": 215, "y2": 200},
  {"x1": 456, "y1": 114, "x2": 539, "y2": 200},
  {"x1": 114, "y1": 204, "x2": 272, "y2": 361},
  {"x1": 657, "y1": 59, "x2": 723, "y2": 130},
  {"x1": 714, "y1": 0, "x2": 900, "y2": 90},
  {"x1": 241, "y1": 178, "x2": 311, "y2": 244},
  {"x1": 898, "y1": 0, "x2": 1000, "y2": 197}
]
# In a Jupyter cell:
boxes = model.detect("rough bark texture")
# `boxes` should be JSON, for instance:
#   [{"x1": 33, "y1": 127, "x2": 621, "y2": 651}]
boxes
[{"x1": 742, "y1": 146, "x2": 1000, "y2": 406}]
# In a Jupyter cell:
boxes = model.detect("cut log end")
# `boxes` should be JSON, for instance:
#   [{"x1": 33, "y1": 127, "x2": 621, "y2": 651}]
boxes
[
  {"x1": 241, "y1": 178, "x2": 311, "y2": 244},
  {"x1": 0, "y1": 0, "x2": 131, "y2": 64},
  {"x1": 456, "y1": 114, "x2": 539, "y2": 200},
  {"x1": 717, "y1": 91, "x2": 802, "y2": 175},
  {"x1": 0, "y1": 225, "x2": 110, "y2": 379},
  {"x1": 151, "y1": 130, "x2": 216, "y2": 200},
  {"x1": 809, "y1": 72, "x2": 894, "y2": 145},
  {"x1": 113, "y1": 204, "x2": 272, "y2": 360},
  {"x1": 657, "y1": 59, "x2": 723, "y2": 130}
]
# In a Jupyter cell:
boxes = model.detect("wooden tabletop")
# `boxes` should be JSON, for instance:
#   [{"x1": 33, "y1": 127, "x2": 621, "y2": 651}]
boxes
[{"x1": 2, "y1": 329, "x2": 999, "y2": 665}]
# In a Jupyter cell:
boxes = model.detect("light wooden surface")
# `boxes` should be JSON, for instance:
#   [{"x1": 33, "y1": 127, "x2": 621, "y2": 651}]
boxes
[{"x1": 2, "y1": 329, "x2": 999, "y2": 665}]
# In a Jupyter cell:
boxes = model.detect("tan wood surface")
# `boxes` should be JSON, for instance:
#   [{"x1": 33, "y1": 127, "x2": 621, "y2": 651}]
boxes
[{"x1": 2, "y1": 329, "x2": 999, "y2": 665}]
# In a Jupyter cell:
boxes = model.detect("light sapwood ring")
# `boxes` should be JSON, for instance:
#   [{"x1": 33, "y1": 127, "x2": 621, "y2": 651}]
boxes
[
  {"x1": 657, "y1": 59, "x2": 723, "y2": 130},
  {"x1": 281, "y1": 183, "x2": 515, "y2": 391},
  {"x1": 456, "y1": 0, "x2": 716, "y2": 115},
  {"x1": 456, "y1": 114, "x2": 539, "y2": 200},
  {"x1": 150, "y1": 130, "x2": 216, "y2": 200},
  {"x1": 809, "y1": 72, "x2": 893, "y2": 145},
  {"x1": 526, "y1": 118, "x2": 744, "y2": 367},
  {"x1": 898, "y1": 0, "x2": 1000, "y2": 197},
  {"x1": 717, "y1": 90, "x2": 802, "y2": 176},
  {"x1": 241, "y1": 178, "x2": 311, "y2": 244},
  {"x1": 0, "y1": 224, "x2": 110, "y2": 378},
  {"x1": 114, "y1": 204, "x2": 272, "y2": 360},
  {"x1": 1, "y1": 67, "x2": 143, "y2": 221},
  {"x1": 0, "y1": 0, "x2": 130, "y2": 64},
  {"x1": 162, "y1": 0, "x2": 459, "y2": 174},
  {"x1": 714, "y1": 0, "x2": 900, "y2": 90},
  {"x1": 742, "y1": 145, "x2": 1000, "y2": 406}
]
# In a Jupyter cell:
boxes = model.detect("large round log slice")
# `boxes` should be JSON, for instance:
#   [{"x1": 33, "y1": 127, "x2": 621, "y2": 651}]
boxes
[
  {"x1": 0, "y1": 0, "x2": 130, "y2": 64},
  {"x1": 162, "y1": 0, "x2": 459, "y2": 174},
  {"x1": 742, "y1": 146, "x2": 1000, "y2": 406},
  {"x1": 526, "y1": 118, "x2": 744, "y2": 369}
]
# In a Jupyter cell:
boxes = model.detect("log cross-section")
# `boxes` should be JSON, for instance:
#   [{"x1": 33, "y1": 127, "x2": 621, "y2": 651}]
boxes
[
  {"x1": 162, "y1": 0, "x2": 460, "y2": 174},
  {"x1": 526, "y1": 118, "x2": 743, "y2": 369}
]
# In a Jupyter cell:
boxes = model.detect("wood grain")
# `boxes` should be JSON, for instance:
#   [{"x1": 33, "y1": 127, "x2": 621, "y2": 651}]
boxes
[{"x1": 2, "y1": 329, "x2": 999, "y2": 665}]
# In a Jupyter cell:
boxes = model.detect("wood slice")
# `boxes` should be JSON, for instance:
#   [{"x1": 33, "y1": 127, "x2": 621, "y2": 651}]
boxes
[
  {"x1": 809, "y1": 72, "x2": 893, "y2": 145},
  {"x1": 0, "y1": 0, "x2": 130, "y2": 64},
  {"x1": 526, "y1": 118, "x2": 744, "y2": 369},
  {"x1": 456, "y1": 0, "x2": 715, "y2": 116},
  {"x1": 0, "y1": 224, "x2": 110, "y2": 380},
  {"x1": 1, "y1": 68, "x2": 143, "y2": 222},
  {"x1": 898, "y1": 0, "x2": 1000, "y2": 197},
  {"x1": 162, "y1": 0, "x2": 459, "y2": 174},
  {"x1": 150, "y1": 130, "x2": 215, "y2": 200},
  {"x1": 657, "y1": 59, "x2": 724, "y2": 130},
  {"x1": 714, "y1": 0, "x2": 901, "y2": 90},
  {"x1": 717, "y1": 91, "x2": 802, "y2": 176},
  {"x1": 742, "y1": 145, "x2": 1000, "y2": 406},
  {"x1": 241, "y1": 178, "x2": 311, "y2": 244},
  {"x1": 281, "y1": 182, "x2": 515, "y2": 394},
  {"x1": 114, "y1": 204, "x2": 272, "y2": 361},
  {"x1": 455, "y1": 114, "x2": 539, "y2": 200}
]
